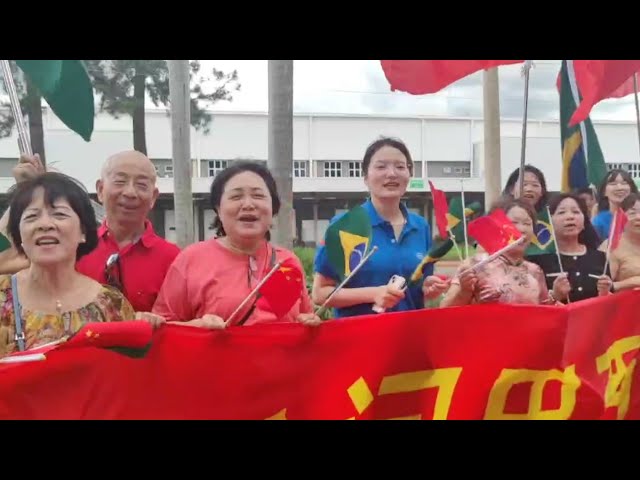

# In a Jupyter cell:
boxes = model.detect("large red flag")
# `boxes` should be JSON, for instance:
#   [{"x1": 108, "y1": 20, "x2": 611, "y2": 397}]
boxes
[
  {"x1": 556, "y1": 70, "x2": 636, "y2": 99},
  {"x1": 380, "y1": 60, "x2": 524, "y2": 95},
  {"x1": 467, "y1": 209, "x2": 522, "y2": 255},
  {"x1": 570, "y1": 60, "x2": 640, "y2": 126},
  {"x1": 607, "y1": 75, "x2": 636, "y2": 99}
]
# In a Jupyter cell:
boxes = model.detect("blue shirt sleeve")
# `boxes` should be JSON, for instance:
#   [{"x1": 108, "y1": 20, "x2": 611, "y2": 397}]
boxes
[
  {"x1": 313, "y1": 213, "x2": 345, "y2": 282},
  {"x1": 422, "y1": 219, "x2": 434, "y2": 278},
  {"x1": 313, "y1": 242, "x2": 339, "y2": 281}
]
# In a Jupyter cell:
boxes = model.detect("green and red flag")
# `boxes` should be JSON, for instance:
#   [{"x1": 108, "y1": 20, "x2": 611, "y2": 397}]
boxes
[
  {"x1": 429, "y1": 180, "x2": 449, "y2": 239},
  {"x1": 14, "y1": 60, "x2": 94, "y2": 141}
]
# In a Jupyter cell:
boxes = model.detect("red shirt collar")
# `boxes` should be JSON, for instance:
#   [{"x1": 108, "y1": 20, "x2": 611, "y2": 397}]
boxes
[{"x1": 98, "y1": 219, "x2": 158, "y2": 248}]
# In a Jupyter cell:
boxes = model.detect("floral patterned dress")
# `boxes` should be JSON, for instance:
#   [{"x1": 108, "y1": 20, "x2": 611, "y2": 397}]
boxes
[
  {"x1": 0, "y1": 275, "x2": 135, "y2": 358},
  {"x1": 451, "y1": 253, "x2": 553, "y2": 305}
]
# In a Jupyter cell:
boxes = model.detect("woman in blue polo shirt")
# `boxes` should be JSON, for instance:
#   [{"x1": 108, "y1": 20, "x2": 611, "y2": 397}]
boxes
[
  {"x1": 312, "y1": 137, "x2": 446, "y2": 318},
  {"x1": 592, "y1": 169, "x2": 637, "y2": 243}
]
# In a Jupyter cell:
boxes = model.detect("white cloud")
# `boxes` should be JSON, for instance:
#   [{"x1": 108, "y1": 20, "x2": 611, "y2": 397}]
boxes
[{"x1": 168, "y1": 60, "x2": 640, "y2": 122}]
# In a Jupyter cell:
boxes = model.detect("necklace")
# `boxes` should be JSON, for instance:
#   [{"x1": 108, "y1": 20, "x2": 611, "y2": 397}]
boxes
[
  {"x1": 220, "y1": 237, "x2": 261, "y2": 256},
  {"x1": 56, "y1": 299, "x2": 71, "y2": 336}
]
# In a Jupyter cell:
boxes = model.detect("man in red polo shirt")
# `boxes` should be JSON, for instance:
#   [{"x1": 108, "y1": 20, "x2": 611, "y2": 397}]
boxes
[{"x1": 75, "y1": 150, "x2": 180, "y2": 312}]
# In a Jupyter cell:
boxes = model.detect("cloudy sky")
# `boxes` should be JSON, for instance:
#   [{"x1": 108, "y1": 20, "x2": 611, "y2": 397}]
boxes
[{"x1": 199, "y1": 60, "x2": 640, "y2": 121}]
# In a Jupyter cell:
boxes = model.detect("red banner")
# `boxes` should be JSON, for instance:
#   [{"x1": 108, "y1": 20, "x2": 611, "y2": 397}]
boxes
[{"x1": 1, "y1": 291, "x2": 639, "y2": 420}]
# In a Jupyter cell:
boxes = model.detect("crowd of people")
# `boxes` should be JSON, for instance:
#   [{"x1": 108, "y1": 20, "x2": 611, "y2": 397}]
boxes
[{"x1": 0, "y1": 135, "x2": 635, "y2": 358}]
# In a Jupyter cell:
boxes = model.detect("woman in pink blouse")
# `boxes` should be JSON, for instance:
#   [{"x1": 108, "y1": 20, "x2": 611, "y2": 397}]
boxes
[
  {"x1": 440, "y1": 199, "x2": 569, "y2": 307},
  {"x1": 151, "y1": 162, "x2": 320, "y2": 329}
]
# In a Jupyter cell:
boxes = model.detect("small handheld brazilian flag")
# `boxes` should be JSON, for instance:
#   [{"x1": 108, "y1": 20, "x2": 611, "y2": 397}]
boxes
[
  {"x1": 324, "y1": 206, "x2": 372, "y2": 281},
  {"x1": 525, "y1": 207, "x2": 557, "y2": 255}
]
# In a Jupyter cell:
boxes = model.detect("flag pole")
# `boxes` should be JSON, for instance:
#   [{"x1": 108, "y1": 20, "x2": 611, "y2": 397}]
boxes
[
  {"x1": 0, "y1": 60, "x2": 31, "y2": 155},
  {"x1": 518, "y1": 61, "x2": 533, "y2": 198},
  {"x1": 546, "y1": 206, "x2": 564, "y2": 274},
  {"x1": 448, "y1": 231, "x2": 464, "y2": 262},
  {"x1": 460, "y1": 179, "x2": 469, "y2": 259},
  {"x1": 602, "y1": 210, "x2": 618, "y2": 276},
  {"x1": 0, "y1": 60, "x2": 106, "y2": 223},
  {"x1": 457, "y1": 237, "x2": 527, "y2": 276},
  {"x1": 315, "y1": 246, "x2": 378, "y2": 318},
  {"x1": 545, "y1": 206, "x2": 570, "y2": 303},
  {"x1": 225, "y1": 261, "x2": 283, "y2": 326},
  {"x1": 633, "y1": 73, "x2": 640, "y2": 159}
]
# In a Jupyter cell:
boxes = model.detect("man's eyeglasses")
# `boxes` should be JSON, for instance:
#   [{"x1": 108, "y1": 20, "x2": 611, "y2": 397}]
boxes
[{"x1": 105, "y1": 253, "x2": 124, "y2": 291}]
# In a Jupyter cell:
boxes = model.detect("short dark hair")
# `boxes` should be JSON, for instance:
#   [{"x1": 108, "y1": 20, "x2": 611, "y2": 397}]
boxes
[
  {"x1": 490, "y1": 197, "x2": 537, "y2": 226},
  {"x1": 574, "y1": 186, "x2": 596, "y2": 198},
  {"x1": 362, "y1": 136, "x2": 413, "y2": 176},
  {"x1": 597, "y1": 168, "x2": 638, "y2": 212},
  {"x1": 502, "y1": 165, "x2": 549, "y2": 212},
  {"x1": 548, "y1": 192, "x2": 600, "y2": 250},
  {"x1": 209, "y1": 161, "x2": 280, "y2": 238},
  {"x1": 7, "y1": 172, "x2": 99, "y2": 260},
  {"x1": 620, "y1": 192, "x2": 640, "y2": 212}
]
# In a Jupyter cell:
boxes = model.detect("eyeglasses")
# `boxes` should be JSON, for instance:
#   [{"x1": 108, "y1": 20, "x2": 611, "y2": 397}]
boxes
[{"x1": 105, "y1": 253, "x2": 124, "y2": 292}]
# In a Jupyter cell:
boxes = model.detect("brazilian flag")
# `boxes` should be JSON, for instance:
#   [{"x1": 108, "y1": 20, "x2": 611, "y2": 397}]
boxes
[
  {"x1": 323, "y1": 206, "x2": 372, "y2": 281},
  {"x1": 526, "y1": 208, "x2": 556, "y2": 255}
]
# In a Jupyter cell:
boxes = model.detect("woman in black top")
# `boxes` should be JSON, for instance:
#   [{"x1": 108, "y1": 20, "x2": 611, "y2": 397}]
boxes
[{"x1": 527, "y1": 193, "x2": 613, "y2": 303}]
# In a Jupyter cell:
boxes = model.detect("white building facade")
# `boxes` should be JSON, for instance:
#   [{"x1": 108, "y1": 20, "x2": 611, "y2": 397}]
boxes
[{"x1": 0, "y1": 108, "x2": 638, "y2": 245}]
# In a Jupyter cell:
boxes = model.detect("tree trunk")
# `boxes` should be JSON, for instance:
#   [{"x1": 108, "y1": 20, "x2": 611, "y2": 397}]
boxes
[
  {"x1": 133, "y1": 73, "x2": 147, "y2": 155},
  {"x1": 168, "y1": 60, "x2": 194, "y2": 248},
  {"x1": 25, "y1": 79, "x2": 46, "y2": 167},
  {"x1": 267, "y1": 60, "x2": 294, "y2": 249},
  {"x1": 483, "y1": 68, "x2": 502, "y2": 209}
]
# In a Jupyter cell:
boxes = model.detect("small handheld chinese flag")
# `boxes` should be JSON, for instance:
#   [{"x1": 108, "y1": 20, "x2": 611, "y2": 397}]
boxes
[
  {"x1": 467, "y1": 209, "x2": 522, "y2": 255},
  {"x1": 257, "y1": 257, "x2": 305, "y2": 318},
  {"x1": 609, "y1": 210, "x2": 628, "y2": 251},
  {"x1": 61, "y1": 321, "x2": 153, "y2": 351}
]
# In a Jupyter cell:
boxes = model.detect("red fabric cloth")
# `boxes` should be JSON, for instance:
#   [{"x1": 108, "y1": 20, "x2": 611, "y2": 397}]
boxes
[
  {"x1": 1, "y1": 291, "x2": 640, "y2": 419},
  {"x1": 380, "y1": 60, "x2": 523, "y2": 94},
  {"x1": 570, "y1": 60, "x2": 640, "y2": 125}
]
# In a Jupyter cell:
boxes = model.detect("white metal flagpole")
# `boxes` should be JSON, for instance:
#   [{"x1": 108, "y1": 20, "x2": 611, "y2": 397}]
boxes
[{"x1": 518, "y1": 60, "x2": 534, "y2": 198}]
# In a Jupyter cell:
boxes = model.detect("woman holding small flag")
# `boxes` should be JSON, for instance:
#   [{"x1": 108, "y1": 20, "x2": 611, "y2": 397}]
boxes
[
  {"x1": 440, "y1": 199, "x2": 567, "y2": 307},
  {"x1": 606, "y1": 193, "x2": 640, "y2": 293},
  {"x1": 312, "y1": 137, "x2": 446, "y2": 318},
  {"x1": 151, "y1": 162, "x2": 320, "y2": 328},
  {"x1": 592, "y1": 169, "x2": 637, "y2": 243},
  {"x1": 501, "y1": 165, "x2": 555, "y2": 255},
  {"x1": 526, "y1": 193, "x2": 612, "y2": 303}
]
